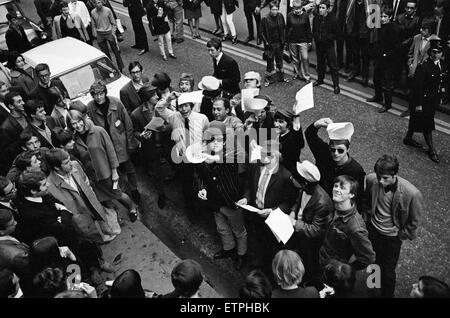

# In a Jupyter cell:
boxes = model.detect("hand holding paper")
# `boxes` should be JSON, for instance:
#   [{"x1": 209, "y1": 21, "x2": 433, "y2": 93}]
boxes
[
  {"x1": 264, "y1": 208, "x2": 294, "y2": 244},
  {"x1": 293, "y1": 82, "x2": 314, "y2": 115}
]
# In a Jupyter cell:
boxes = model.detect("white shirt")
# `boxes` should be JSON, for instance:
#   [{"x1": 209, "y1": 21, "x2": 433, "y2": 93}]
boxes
[
  {"x1": 0, "y1": 101, "x2": 10, "y2": 114},
  {"x1": 24, "y1": 196, "x2": 43, "y2": 203},
  {"x1": 69, "y1": 0, "x2": 91, "y2": 27},
  {"x1": 215, "y1": 52, "x2": 223, "y2": 65},
  {"x1": 55, "y1": 172, "x2": 79, "y2": 193},
  {"x1": 255, "y1": 165, "x2": 277, "y2": 209}
]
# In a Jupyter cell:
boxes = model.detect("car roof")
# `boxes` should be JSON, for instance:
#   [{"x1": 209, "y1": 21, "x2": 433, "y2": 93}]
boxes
[{"x1": 23, "y1": 37, "x2": 105, "y2": 77}]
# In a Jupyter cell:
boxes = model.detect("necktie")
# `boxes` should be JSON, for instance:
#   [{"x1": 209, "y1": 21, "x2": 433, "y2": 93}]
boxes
[{"x1": 184, "y1": 117, "x2": 190, "y2": 148}]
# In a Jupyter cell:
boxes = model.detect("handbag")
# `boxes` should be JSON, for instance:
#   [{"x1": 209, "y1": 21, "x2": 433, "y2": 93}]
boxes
[{"x1": 97, "y1": 207, "x2": 121, "y2": 236}]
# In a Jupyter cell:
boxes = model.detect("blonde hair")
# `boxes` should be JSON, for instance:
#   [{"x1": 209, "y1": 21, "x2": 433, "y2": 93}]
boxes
[{"x1": 272, "y1": 250, "x2": 305, "y2": 288}]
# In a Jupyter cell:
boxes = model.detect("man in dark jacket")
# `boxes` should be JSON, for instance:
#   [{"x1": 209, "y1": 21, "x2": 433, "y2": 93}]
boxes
[
  {"x1": 123, "y1": 0, "x2": 149, "y2": 55},
  {"x1": 313, "y1": 1, "x2": 341, "y2": 94},
  {"x1": 5, "y1": 13, "x2": 32, "y2": 54},
  {"x1": 207, "y1": 38, "x2": 241, "y2": 95},
  {"x1": 305, "y1": 118, "x2": 366, "y2": 208},
  {"x1": 243, "y1": 0, "x2": 264, "y2": 44},
  {"x1": 120, "y1": 61, "x2": 150, "y2": 113},
  {"x1": 367, "y1": 6, "x2": 402, "y2": 113},
  {"x1": 22, "y1": 99, "x2": 55, "y2": 150},
  {"x1": 286, "y1": 160, "x2": 333, "y2": 288}
]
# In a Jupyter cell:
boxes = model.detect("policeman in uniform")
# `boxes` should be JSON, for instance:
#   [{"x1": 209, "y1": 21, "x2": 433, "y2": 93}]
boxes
[{"x1": 403, "y1": 38, "x2": 447, "y2": 163}]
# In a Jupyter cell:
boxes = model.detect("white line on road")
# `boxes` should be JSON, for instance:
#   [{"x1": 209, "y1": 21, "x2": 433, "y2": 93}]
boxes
[{"x1": 113, "y1": 5, "x2": 450, "y2": 135}]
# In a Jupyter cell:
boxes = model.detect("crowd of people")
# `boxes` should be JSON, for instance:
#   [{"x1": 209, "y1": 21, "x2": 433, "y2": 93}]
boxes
[{"x1": 0, "y1": 0, "x2": 449, "y2": 298}]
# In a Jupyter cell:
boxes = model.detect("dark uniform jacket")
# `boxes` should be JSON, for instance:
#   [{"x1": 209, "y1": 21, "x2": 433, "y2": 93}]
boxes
[
  {"x1": 6, "y1": 26, "x2": 32, "y2": 54},
  {"x1": 373, "y1": 22, "x2": 402, "y2": 68},
  {"x1": 313, "y1": 13, "x2": 340, "y2": 46},
  {"x1": 213, "y1": 53, "x2": 241, "y2": 95}
]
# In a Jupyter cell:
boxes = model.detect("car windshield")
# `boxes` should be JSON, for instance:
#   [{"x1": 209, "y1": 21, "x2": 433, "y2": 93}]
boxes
[
  {"x1": 0, "y1": 2, "x2": 21, "y2": 24},
  {"x1": 55, "y1": 57, "x2": 120, "y2": 99}
]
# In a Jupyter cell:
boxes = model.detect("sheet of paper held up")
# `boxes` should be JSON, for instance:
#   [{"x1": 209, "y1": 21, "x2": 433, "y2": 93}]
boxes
[
  {"x1": 144, "y1": 117, "x2": 165, "y2": 131},
  {"x1": 241, "y1": 88, "x2": 259, "y2": 111},
  {"x1": 170, "y1": 90, "x2": 204, "y2": 108},
  {"x1": 236, "y1": 203, "x2": 261, "y2": 213},
  {"x1": 264, "y1": 208, "x2": 294, "y2": 244},
  {"x1": 250, "y1": 144, "x2": 262, "y2": 162},
  {"x1": 293, "y1": 82, "x2": 314, "y2": 115}
]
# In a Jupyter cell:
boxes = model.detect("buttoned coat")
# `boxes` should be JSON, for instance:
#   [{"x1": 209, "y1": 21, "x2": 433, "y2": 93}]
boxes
[{"x1": 119, "y1": 76, "x2": 149, "y2": 113}]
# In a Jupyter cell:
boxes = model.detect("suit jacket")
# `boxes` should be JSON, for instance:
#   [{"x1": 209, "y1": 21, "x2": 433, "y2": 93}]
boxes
[
  {"x1": 363, "y1": 173, "x2": 423, "y2": 240},
  {"x1": 46, "y1": 107, "x2": 67, "y2": 130},
  {"x1": 46, "y1": 161, "x2": 108, "y2": 243},
  {"x1": 213, "y1": 53, "x2": 241, "y2": 95},
  {"x1": 52, "y1": 14, "x2": 89, "y2": 42},
  {"x1": 0, "y1": 115, "x2": 27, "y2": 173},
  {"x1": 30, "y1": 80, "x2": 69, "y2": 114},
  {"x1": 119, "y1": 76, "x2": 150, "y2": 113},
  {"x1": 0, "y1": 237, "x2": 30, "y2": 279},
  {"x1": 245, "y1": 163, "x2": 296, "y2": 213},
  {"x1": 10, "y1": 69, "x2": 38, "y2": 97},
  {"x1": 407, "y1": 33, "x2": 430, "y2": 77},
  {"x1": 22, "y1": 122, "x2": 55, "y2": 150},
  {"x1": 5, "y1": 26, "x2": 32, "y2": 54}
]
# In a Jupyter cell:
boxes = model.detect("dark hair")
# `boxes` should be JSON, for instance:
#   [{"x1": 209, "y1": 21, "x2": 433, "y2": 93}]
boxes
[
  {"x1": 7, "y1": 51, "x2": 24, "y2": 70},
  {"x1": 329, "y1": 139, "x2": 350, "y2": 149},
  {"x1": 269, "y1": 0, "x2": 280, "y2": 9},
  {"x1": 239, "y1": 270, "x2": 272, "y2": 298},
  {"x1": 60, "y1": 1, "x2": 69, "y2": 11},
  {"x1": 179, "y1": 73, "x2": 195, "y2": 90},
  {"x1": 0, "y1": 269, "x2": 16, "y2": 298},
  {"x1": 374, "y1": 154, "x2": 399, "y2": 175},
  {"x1": 171, "y1": 259, "x2": 203, "y2": 298},
  {"x1": 6, "y1": 13, "x2": 17, "y2": 22},
  {"x1": 0, "y1": 176, "x2": 11, "y2": 197},
  {"x1": 15, "y1": 151, "x2": 38, "y2": 172},
  {"x1": 419, "y1": 276, "x2": 450, "y2": 298},
  {"x1": 320, "y1": 0, "x2": 331, "y2": 8},
  {"x1": 17, "y1": 170, "x2": 46, "y2": 197},
  {"x1": 381, "y1": 5, "x2": 393, "y2": 16},
  {"x1": 20, "y1": 131, "x2": 38, "y2": 149},
  {"x1": 421, "y1": 17, "x2": 437, "y2": 33},
  {"x1": 45, "y1": 148, "x2": 70, "y2": 170},
  {"x1": 4, "y1": 91, "x2": 22, "y2": 108},
  {"x1": 138, "y1": 85, "x2": 158, "y2": 102},
  {"x1": 54, "y1": 290, "x2": 90, "y2": 298},
  {"x1": 89, "y1": 80, "x2": 107, "y2": 97},
  {"x1": 274, "y1": 111, "x2": 293, "y2": 129},
  {"x1": 333, "y1": 175, "x2": 359, "y2": 205},
  {"x1": 151, "y1": 72, "x2": 171, "y2": 90},
  {"x1": 213, "y1": 96, "x2": 231, "y2": 110},
  {"x1": 0, "y1": 208, "x2": 14, "y2": 231},
  {"x1": 52, "y1": 128, "x2": 74, "y2": 147},
  {"x1": 323, "y1": 259, "x2": 356, "y2": 295},
  {"x1": 206, "y1": 38, "x2": 222, "y2": 50},
  {"x1": 35, "y1": 63, "x2": 50, "y2": 75},
  {"x1": 111, "y1": 269, "x2": 146, "y2": 298},
  {"x1": 24, "y1": 99, "x2": 45, "y2": 118},
  {"x1": 31, "y1": 236, "x2": 65, "y2": 275},
  {"x1": 128, "y1": 61, "x2": 143, "y2": 74},
  {"x1": 32, "y1": 267, "x2": 67, "y2": 298},
  {"x1": 47, "y1": 86, "x2": 63, "y2": 107}
]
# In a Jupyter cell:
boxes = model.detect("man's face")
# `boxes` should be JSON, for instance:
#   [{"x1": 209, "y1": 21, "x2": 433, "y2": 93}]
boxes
[
  {"x1": 33, "y1": 179, "x2": 49, "y2": 197},
  {"x1": 293, "y1": 5, "x2": 303, "y2": 15},
  {"x1": 212, "y1": 100, "x2": 228, "y2": 121},
  {"x1": 24, "y1": 136, "x2": 41, "y2": 153},
  {"x1": 332, "y1": 181, "x2": 354, "y2": 203},
  {"x1": 381, "y1": 13, "x2": 391, "y2": 25},
  {"x1": 147, "y1": 94, "x2": 159, "y2": 106},
  {"x1": 256, "y1": 109, "x2": 267, "y2": 122},
  {"x1": 329, "y1": 143, "x2": 348, "y2": 163},
  {"x1": 177, "y1": 103, "x2": 192, "y2": 118},
  {"x1": 11, "y1": 96, "x2": 25, "y2": 113},
  {"x1": 420, "y1": 27, "x2": 430, "y2": 37},
  {"x1": 93, "y1": 91, "x2": 107, "y2": 105},
  {"x1": 376, "y1": 173, "x2": 397, "y2": 188},
  {"x1": 0, "y1": 84, "x2": 9, "y2": 100},
  {"x1": 1, "y1": 181, "x2": 17, "y2": 202},
  {"x1": 60, "y1": 157, "x2": 73, "y2": 174},
  {"x1": 208, "y1": 46, "x2": 221, "y2": 59},
  {"x1": 270, "y1": 6, "x2": 279, "y2": 16},
  {"x1": 244, "y1": 78, "x2": 258, "y2": 89},
  {"x1": 71, "y1": 119, "x2": 85, "y2": 133},
  {"x1": 38, "y1": 69, "x2": 51, "y2": 86},
  {"x1": 179, "y1": 80, "x2": 192, "y2": 93},
  {"x1": 10, "y1": 17, "x2": 20, "y2": 27},
  {"x1": 28, "y1": 155, "x2": 42, "y2": 172},
  {"x1": 62, "y1": 7, "x2": 70, "y2": 17},
  {"x1": 95, "y1": 0, "x2": 104, "y2": 9},
  {"x1": 274, "y1": 118, "x2": 288, "y2": 135},
  {"x1": 431, "y1": 49, "x2": 443, "y2": 61},
  {"x1": 410, "y1": 280, "x2": 424, "y2": 298},
  {"x1": 319, "y1": 4, "x2": 328, "y2": 16},
  {"x1": 64, "y1": 139, "x2": 75, "y2": 150},
  {"x1": 130, "y1": 66, "x2": 142, "y2": 83},
  {"x1": 405, "y1": 2, "x2": 416, "y2": 16},
  {"x1": 207, "y1": 135, "x2": 225, "y2": 153},
  {"x1": 33, "y1": 107, "x2": 47, "y2": 122}
]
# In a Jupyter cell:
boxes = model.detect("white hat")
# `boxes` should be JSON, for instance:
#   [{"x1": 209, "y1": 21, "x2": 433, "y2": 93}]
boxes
[
  {"x1": 198, "y1": 76, "x2": 220, "y2": 91},
  {"x1": 246, "y1": 98, "x2": 268, "y2": 112},
  {"x1": 296, "y1": 160, "x2": 321, "y2": 182},
  {"x1": 326, "y1": 122, "x2": 354, "y2": 141},
  {"x1": 177, "y1": 93, "x2": 196, "y2": 106},
  {"x1": 185, "y1": 143, "x2": 206, "y2": 164},
  {"x1": 244, "y1": 71, "x2": 261, "y2": 86}
]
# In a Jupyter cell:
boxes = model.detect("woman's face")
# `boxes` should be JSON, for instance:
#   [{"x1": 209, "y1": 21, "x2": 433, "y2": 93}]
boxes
[
  {"x1": 15, "y1": 56, "x2": 25, "y2": 69},
  {"x1": 71, "y1": 119, "x2": 86, "y2": 133}
]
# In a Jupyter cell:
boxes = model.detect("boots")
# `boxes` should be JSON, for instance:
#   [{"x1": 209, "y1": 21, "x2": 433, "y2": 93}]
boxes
[
  {"x1": 332, "y1": 73, "x2": 340, "y2": 94},
  {"x1": 378, "y1": 90, "x2": 392, "y2": 113}
]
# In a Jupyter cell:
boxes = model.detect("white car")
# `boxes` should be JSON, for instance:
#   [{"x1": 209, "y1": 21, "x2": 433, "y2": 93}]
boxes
[{"x1": 22, "y1": 37, "x2": 130, "y2": 105}]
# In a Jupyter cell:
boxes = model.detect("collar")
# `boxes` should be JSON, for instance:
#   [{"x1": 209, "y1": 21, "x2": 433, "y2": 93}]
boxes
[
  {"x1": 216, "y1": 52, "x2": 223, "y2": 64},
  {"x1": 334, "y1": 205, "x2": 357, "y2": 223},
  {"x1": 261, "y1": 164, "x2": 277, "y2": 175},
  {"x1": 55, "y1": 171, "x2": 72, "y2": 181},
  {"x1": 24, "y1": 196, "x2": 43, "y2": 203},
  {"x1": 0, "y1": 201, "x2": 13, "y2": 209},
  {"x1": 39, "y1": 82, "x2": 51, "y2": 88},
  {"x1": 0, "y1": 235, "x2": 20, "y2": 244}
]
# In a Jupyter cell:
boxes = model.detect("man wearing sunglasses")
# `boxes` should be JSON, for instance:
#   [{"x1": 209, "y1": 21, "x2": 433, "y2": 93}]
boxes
[{"x1": 305, "y1": 117, "x2": 366, "y2": 208}]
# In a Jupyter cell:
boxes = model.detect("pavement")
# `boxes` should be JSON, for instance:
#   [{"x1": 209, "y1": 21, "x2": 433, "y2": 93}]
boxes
[{"x1": 18, "y1": 0, "x2": 450, "y2": 298}]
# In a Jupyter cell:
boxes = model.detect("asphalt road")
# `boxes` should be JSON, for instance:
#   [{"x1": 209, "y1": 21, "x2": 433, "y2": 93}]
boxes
[{"x1": 20, "y1": 0, "x2": 450, "y2": 297}]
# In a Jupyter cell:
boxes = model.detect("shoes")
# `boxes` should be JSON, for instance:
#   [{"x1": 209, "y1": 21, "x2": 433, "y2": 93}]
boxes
[
  {"x1": 137, "y1": 49, "x2": 148, "y2": 56},
  {"x1": 400, "y1": 109, "x2": 410, "y2": 117},
  {"x1": 334, "y1": 86, "x2": 341, "y2": 94},
  {"x1": 213, "y1": 248, "x2": 236, "y2": 260},
  {"x1": 346, "y1": 71, "x2": 360, "y2": 81},
  {"x1": 131, "y1": 45, "x2": 139, "y2": 49},
  {"x1": 176, "y1": 38, "x2": 184, "y2": 44},
  {"x1": 366, "y1": 96, "x2": 382, "y2": 103},
  {"x1": 291, "y1": 74, "x2": 301, "y2": 81},
  {"x1": 162, "y1": 56, "x2": 168, "y2": 61},
  {"x1": 235, "y1": 254, "x2": 246, "y2": 270},
  {"x1": 313, "y1": 80, "x2": 324, "y2": 87},
  {"x1": 169, "y1": 53, "x2": 177, "y2": 59},
  {"x1": 403, "y1": 138, "x2": 422, "y2": 148},
  {"x1": 99, "y1": 260, "x2": 115, "y2": 273},
  {"x1": 222, "y1": 34, "x2": 230, "y2": 41},
  {"x1": 244, "y1": 36, "x2": 254, "y2": 43},
  {"x1": 378, "y1": 106, "x2": 391, "y2": 113},
  {"x1": 157, "y1": 194, "x2": 166, "y2": 209},
  {"x1": 131, "y1": 190, "x2": 141, "y2": 204},
  {"x1": 128, "y1": 207, "x2": 139, "y2": 223},
  {"x1": 231, "y1": 36, "x2": 238, "y2": 45},
  {"x1": 428, "y1": 151, "x2": 440, "y2": 163},
  {"x1": 256, "y1": 37, "x2": 262, "y2": 45},
  {"x1": 212, "y1": 28, "x2": 220, "y2": 35}
]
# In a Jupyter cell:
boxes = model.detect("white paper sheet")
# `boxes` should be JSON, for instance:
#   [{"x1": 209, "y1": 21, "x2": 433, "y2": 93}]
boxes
[
  {"x1": 144, "y1": 117, "x2": 165, "y2": 131},
  {"x1": 250, "y1": 145, "x2": 262, "y2": 162},
  {"x1": 241, "y1": 88, "x2": 260, "y2": 111},
  {"x1": 293, "y1": 82, "x2": 314, "y2": 115},
  {"x1": 236, "y1": 204, "x2": 261, "y2": 213},
  {"x1": 264, "y1": 208, "x2": 294, "y2": 244}
]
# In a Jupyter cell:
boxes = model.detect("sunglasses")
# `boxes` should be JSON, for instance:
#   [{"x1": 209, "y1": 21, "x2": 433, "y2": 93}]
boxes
[{"x1": 329, "y1": 147, "x2": 345, "y2": 154}]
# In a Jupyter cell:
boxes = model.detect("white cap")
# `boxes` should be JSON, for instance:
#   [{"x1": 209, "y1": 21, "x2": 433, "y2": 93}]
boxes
[
  {"x1": 177, "y1": 93, "x2": 196, "y2": 106},
  {"x1": 198, "y1": 76, "x2": 220, "y2": 91},
  {"x1": 326, "y1": 122, "x2": 354, "y2": 141},
  {"x1": 296, "y1": 160, "x2": 321, "y2": 182},
  {"x1": 244, "y1": 71, "x2": 261, "y2": 86},
  {"x1": 185, "y1": 143, "x2": 206, "y2": 164},
  {"x1": 246, "y1": 98, "x2": 268, "y2": 112}
]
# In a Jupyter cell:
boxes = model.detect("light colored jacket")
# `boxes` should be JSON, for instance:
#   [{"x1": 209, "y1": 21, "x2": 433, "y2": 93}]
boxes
[
  {"x1": 52, "y1": 13, "x2": 90, "y2": 42},
  {"x1": 408, "y1": 33, "x2": 432, "y2": 77}
]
